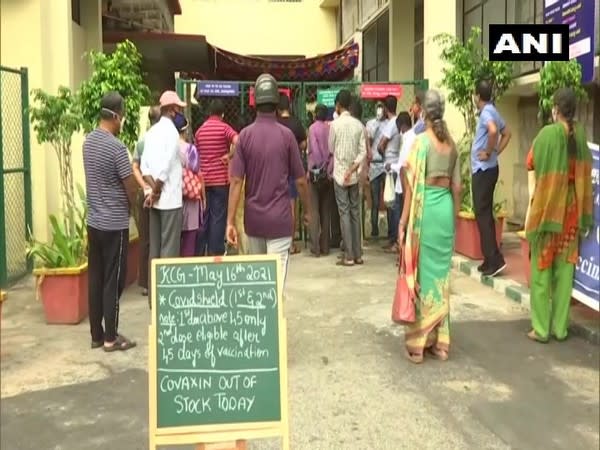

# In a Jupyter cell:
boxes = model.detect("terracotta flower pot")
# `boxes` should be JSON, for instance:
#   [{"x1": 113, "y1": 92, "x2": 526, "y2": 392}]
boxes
[
  {"x1": 455, "y1": 212, "x2": 505, "y2": 260},
  {"x1": 33, "y1": 264, "x2": 88, "y2": 325},
  {"x1": 126, "y1": 236, "x2": 140, "y2": 288},
  {"x1": 517, "y1": 230, "x2": 531, "y2": 287}
]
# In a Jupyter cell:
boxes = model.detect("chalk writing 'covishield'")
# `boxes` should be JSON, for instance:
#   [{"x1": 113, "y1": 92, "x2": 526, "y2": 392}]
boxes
[{"x1": 167, "y1": 288, "x2": 226, "y2": 308}]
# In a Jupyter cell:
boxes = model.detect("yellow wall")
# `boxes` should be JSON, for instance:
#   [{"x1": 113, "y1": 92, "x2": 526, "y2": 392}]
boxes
[
  {"x1": 495, "y1": 96, "x2": 521, "y2": 218},
  {"x1": 1, "y1": 0, "x2": 102, "y2": 242},
  {"x1": 175, "y1": 0, "x2": 337, "y2": 56}
]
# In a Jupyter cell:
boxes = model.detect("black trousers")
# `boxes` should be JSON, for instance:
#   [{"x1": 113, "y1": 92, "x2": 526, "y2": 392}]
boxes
[
  {"x1": 87, "y1": 226, "x2": 129, "y2": 343},
  {"x1": 472, "y1": 167, "x2": 504, "y2": 267},
  {"x1": 309, "y1": 178, "x2": 333, "y2": 255}
]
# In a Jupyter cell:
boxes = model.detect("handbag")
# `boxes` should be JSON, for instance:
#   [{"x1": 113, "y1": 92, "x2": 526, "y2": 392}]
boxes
[
  {"x1": 309, "y1": 163, "x2": 328, "y2": 183},
  {"x1": 383, "y1": 172, "x2": 395, "y2": 207},
  {"x1": 183, "y1": 168, "x2": 203, "y2": 201},
  {"x1": 391, "y1": 252, "x2": 416, "y2": 324}
]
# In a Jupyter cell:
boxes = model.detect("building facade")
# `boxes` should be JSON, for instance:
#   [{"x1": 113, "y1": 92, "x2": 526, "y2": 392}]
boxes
[
  {"x1": 0, "y1": 0, "x2": 179, "y2": 249},
  {"x1": 325, "y1": 0, "x2": 599, "y2": 224}
]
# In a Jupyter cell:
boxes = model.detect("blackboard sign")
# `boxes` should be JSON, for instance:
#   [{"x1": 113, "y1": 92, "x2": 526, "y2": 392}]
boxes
[{"x1": 149, "y1": 255, "x2": 288, "y2": 439}]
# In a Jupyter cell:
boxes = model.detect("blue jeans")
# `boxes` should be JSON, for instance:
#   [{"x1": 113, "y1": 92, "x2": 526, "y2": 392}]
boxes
[
  {"x1": 204, "y1": 185, "x2": 229, "y2": 255},
  {"x1": 369, "y1": 173, "x2": 385, "y2": 237}
]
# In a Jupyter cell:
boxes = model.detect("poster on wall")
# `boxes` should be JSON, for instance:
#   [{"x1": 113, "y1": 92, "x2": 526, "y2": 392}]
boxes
[
  {"x1": 543, "y1": 0, "x2": 598, "y2": 83},
  {"x1": 572, "y1": 141, "x2": 600, "y2": 311}
]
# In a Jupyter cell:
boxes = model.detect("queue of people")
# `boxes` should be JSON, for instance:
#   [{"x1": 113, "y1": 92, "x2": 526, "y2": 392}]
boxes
[{"x1": 82, "y1": 76, "x2": 593, "y2": 361}]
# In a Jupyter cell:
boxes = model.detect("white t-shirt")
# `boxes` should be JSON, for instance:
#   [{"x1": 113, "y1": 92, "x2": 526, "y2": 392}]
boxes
[
  {"x1": 381, "y1": 116, "x2": 402, "y2": 165},
  {"x1": 140, "y1": 117, "x2": 183, "y2": 210},
  {"x1": 390, "y1": 128, "x2": 418, "y2": 194}
]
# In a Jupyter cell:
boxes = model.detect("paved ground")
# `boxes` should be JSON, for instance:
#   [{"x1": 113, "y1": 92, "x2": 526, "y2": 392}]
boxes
[{"x1": 1, "y1": 247, "x2": 598, "y2": 450}]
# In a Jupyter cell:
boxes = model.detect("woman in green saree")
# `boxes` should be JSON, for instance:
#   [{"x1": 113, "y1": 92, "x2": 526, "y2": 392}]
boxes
[
  {"x1": 525, "y1": 87, "x2": 593, "y2": 342},
  {"x1": 398, "y1": 90, "x2": 461, "y2": 364}
]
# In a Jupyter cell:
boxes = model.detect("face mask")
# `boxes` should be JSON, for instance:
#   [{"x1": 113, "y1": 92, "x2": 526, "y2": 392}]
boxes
[
  {"x1": 551, "y1": 107, "x2": 558, "y2": 123},
  {"x1": 119, "y1": 116, "x2": 125, "y2": 131},
  {"x1": 376, "y1": 108, "x2": 384, "y2": 120},
  {"x1": 173, "y1": 111, "x2": 185, "y2": 123}
]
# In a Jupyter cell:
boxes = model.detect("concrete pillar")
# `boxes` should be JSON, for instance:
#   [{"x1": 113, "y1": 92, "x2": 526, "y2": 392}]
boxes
[
  {"x1": 82, "y1": 0, "x2": 103, "y2": 53},
  {"x1": 423, "y1": 0, "x2": 463, "y2": 139},
  {"x1": 38, "y1": 0, "x2": 75, "y2": 236},
  {"x1": 388, "y1": 0, "x2": 414, "y2": 82}
]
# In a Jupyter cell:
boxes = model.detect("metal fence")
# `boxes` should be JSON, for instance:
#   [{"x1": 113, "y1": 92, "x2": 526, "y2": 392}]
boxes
[
  {"x1": 0, "y1": 66, "x2": 32, "y2": 287},
  {"x1": 176, "y1": 79, "x2": 429, "y2": 132},
  {"x1": 175, "y1": 78, "x2": 429, "y2": 244}
]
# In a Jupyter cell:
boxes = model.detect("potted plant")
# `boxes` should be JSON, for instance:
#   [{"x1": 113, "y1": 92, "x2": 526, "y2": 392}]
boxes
[
  {"x1": 434, "y1": 27, "x2": 513, "y2": 260},
  {"x1": 518, "y1": 60, "x2": 588, "y2": 283},
  {"x1": 28, "y1": 87, "x2": 89, "y2": 324},
  {"x1": 78, "y1": 40, "x2": 150, "y2": 287}
]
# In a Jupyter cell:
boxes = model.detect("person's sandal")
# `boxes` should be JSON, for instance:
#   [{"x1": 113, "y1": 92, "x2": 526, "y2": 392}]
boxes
[
  {"x1": 427, "y1": 347, "x2": 449, "y2": 361},
  {"x1": 404, "y1": 348, "x2": 423, "y2": 364},
  {"x1": 336, "y1": 259, "x2": 355, "y2": 267},
  {"x1": 527, "y1": 330, "x2": 548, "y2": 343},
  {"x1": 354, "y1": 258, "x2": 364, "y2": 265},
  {"x1": 91, "y1": 340, "x2": 103, "y2": 349},
  {"x1": 104, "y1": 335, "x2": 137, "y2": 352}
]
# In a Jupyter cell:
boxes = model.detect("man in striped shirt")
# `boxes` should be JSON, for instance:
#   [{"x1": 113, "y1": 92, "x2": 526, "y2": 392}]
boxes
[
  {"x1": 194, "y1": 100, "x2": 239, "y2": 255},
  {"x1": 83, "y1": 91, "x2": 137, "y2": 352}
]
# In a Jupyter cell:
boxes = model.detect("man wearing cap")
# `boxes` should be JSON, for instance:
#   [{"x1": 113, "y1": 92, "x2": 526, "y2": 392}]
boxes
[
  {"x1": 83, "y1": 91, "x2": 138, "y2": 351},
  {"x1": 226, "y1": 74, "x2": 311, "y2": 284},
  {"x1": 141, "y1": 91, "x2": 186, "y2": 298}
]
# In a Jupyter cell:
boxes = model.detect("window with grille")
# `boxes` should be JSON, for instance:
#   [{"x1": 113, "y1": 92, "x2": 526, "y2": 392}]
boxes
[
  {"x1": 72, "y1": 0, "x2": 81, "y2": 25},
  {"x1": 462, "y1": 0, "x2": 548, "y2": 76},
  {"x1": 361, "y1": 10, "x2": 389, "y2": 82}
]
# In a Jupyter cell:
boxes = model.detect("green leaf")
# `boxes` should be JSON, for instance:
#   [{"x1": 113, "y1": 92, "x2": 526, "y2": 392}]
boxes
[{"x1": 77, "y1": 40, "x2": 150, "y2": 153}]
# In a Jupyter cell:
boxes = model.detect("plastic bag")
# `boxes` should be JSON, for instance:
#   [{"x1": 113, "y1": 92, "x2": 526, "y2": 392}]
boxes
[{"x1": 383, "y1": 172, "x2": 395, "y2": 207}]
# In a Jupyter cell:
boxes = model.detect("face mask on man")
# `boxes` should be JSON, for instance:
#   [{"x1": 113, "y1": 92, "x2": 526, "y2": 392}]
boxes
[
  {"x1": 376, "y1": 107, "x2": 384, "y2": 120},
  {"x1": 551, "y1": 107, "x2": 558, "y2": 123},
  {"x1": 173, "y1": 111, "x2": 185, "y2": 124}
]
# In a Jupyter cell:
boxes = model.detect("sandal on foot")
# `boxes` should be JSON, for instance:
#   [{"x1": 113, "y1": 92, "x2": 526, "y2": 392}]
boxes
[
  {"x1": 142, "y1": 288, "x2": 148, "y2": 296},
  {"x1": 336, "y1": 259, "x2": 355, "y2": 267},
  {"x1": 104, "y1": 335, "x2": 137, "y2": 352},
  {"x1": 354, "y1": 258, "x2": 364, "y2": 265},
  {"x1": 404, "y1": 348, "x2": 423, "y2": 364},
  {"x1": 527, "y1": 330, "x2": 548, "y2": 343},
  {"x1": 290, "y1": 244, "x2": 301, "y2": 255},
  {"x1": 91, "y1": 340, "x2": 103, "y2": 349},
  {"x1": 427, "y1": 347, "x2": 449, "y2": 361}
]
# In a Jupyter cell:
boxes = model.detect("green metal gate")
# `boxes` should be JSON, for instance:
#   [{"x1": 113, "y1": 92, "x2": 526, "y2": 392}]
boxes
[
  {"x1": 0, "y1": 66, "x2": 33, "y2": 287},
  {"x1": 174, "y1": 77, "x2": 428, "y2": 244}
]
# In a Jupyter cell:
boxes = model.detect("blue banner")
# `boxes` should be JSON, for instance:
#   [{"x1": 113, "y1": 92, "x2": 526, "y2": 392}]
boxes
[
  {"x1": 197, "y1": 81, "x2": 239, "y2": 97},
  {"x1": 573, "y1": 141, "x2": 600, "y2": 311},
  {"x1": 544, "y1": 0, "x2": 597, "y2": 83}
]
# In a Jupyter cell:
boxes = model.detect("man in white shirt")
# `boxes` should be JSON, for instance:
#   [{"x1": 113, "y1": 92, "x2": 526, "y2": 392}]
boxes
[
  {"x1": 365, "y1": 102, "x2": 388, "y2": 239},
  {"x1": 141, "y1": 91, "x2": 185, "y2": 297},
  {"x1": 377, "y1": 95, "x2": 402, "y2": 251}
]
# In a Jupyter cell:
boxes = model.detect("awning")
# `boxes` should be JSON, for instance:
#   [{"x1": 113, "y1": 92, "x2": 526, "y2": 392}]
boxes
[{"x1": 203, "y1": 43, "x2": 360, "y2": 82}]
